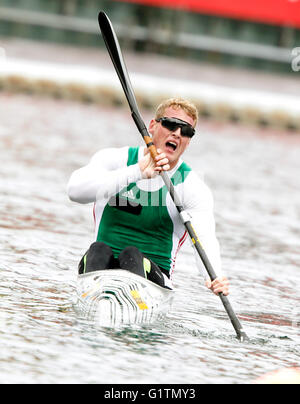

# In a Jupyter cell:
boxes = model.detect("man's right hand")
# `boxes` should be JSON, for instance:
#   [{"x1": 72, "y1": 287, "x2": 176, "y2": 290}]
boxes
[{"x1": 139, "y1": 148, "x2": 170, "y2": 179}]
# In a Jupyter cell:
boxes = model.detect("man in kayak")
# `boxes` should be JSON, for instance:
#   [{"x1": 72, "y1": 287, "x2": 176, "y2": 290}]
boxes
[{"x1": 67, "y1": 97, "x2": 229, "y2": 295}]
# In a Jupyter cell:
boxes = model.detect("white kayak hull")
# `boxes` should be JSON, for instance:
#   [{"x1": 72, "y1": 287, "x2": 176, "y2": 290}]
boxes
[{"x1": 74, "y1": 269, "x2": 174, "y2": 327}]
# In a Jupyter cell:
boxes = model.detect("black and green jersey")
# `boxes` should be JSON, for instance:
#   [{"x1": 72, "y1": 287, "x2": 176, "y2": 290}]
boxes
[{"x1": 96, "y1": 147, "x2": 191, "y2": 274}]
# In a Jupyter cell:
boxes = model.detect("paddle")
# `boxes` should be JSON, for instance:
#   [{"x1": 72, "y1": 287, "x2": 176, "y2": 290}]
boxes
[{"x1": 98, "y1": 11, "x2": 249, "y2": 342}]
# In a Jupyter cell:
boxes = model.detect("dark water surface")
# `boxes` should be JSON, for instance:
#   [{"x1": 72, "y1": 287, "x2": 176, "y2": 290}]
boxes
[{"x1": 0, "y1": 93, "x2": 299, "y2": 384}]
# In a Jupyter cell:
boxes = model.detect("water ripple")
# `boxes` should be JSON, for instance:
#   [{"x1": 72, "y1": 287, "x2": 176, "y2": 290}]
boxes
[{"x1": 0, "y1": 94, "x2": 299, "y2": 384}]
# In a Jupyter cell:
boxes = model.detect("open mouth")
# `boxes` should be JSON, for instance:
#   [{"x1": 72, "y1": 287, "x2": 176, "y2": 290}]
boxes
[{"x1": 165, "y1": 141, "x2": 178, "y2": 152}]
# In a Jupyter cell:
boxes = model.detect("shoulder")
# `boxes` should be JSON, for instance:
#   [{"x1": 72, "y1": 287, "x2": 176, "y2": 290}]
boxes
[
  {"x1": 178, "y1": 166, "x2": 214, "y2": 210},
  {"x1": 90, "y1": 146, "x2": 130, "y2": 165},
  {"x1": 87, "y1": 146, "x2": 134, "y2": 171},
  {"x1": 187, "y1": 170, "x2": 212, "y2": 192}
]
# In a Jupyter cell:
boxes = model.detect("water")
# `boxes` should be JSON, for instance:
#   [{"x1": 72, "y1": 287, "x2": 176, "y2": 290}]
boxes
[{"x1": 0, "y1": 93, "x2": 299, "y2": 384}]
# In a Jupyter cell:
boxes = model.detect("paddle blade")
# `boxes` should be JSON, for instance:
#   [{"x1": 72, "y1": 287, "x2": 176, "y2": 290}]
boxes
[{"x1": 98, "y1": 12, "x2": 139, "y2": 114}]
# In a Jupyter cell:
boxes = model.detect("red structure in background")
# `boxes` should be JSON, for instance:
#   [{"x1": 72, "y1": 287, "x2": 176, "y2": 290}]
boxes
[{"x1": 116, "y1": 0, "x2": 300, "y2": 28}]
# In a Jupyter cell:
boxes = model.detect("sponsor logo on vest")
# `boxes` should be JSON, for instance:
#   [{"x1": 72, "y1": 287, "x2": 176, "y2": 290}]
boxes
[
  {"x1": 106, "y1": 169, "x2": 192, "y2": 207},
  {"x1": 121, "y1": 189, "x2": 136, "y2": 200}
]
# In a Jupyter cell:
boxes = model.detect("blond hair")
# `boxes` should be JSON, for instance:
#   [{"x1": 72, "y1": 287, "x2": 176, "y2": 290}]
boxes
[{"x1": 155, "y1": 97, "x2": 198, "y2": 128}]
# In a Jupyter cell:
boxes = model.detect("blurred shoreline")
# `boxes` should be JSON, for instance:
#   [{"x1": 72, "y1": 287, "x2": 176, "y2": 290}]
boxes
[{"x1": 1, "y1": 37, "x2": 300, "y2": 133}]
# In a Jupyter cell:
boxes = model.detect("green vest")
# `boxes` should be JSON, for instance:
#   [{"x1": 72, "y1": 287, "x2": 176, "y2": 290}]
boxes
[{"x1": 97, "y1": 147, "x2": 191, "y2": 273}]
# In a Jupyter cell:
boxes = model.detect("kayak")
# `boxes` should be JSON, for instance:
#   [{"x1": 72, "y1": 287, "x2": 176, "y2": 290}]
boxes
[{"x1": 74, "y1": 269, "x2": 174, "y2": 327}]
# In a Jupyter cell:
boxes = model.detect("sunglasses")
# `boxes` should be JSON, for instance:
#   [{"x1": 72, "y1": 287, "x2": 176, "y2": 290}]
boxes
[{"x1": 156, "y1": 117, "x2": 195, "y2": 138}]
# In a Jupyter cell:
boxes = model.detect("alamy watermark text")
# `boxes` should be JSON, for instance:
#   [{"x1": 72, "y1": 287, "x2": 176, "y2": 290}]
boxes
[{"x1": 291, "y1": 47, "x2": 300, "y2": 72}]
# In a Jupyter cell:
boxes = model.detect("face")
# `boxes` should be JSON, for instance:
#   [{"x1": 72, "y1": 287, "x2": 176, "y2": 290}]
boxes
[{"x1": 148, "y1": 107, "x2": 195, "y2": 169}]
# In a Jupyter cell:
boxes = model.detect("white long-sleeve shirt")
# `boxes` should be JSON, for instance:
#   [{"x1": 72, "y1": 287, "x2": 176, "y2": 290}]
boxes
[{"x1": 67, "y1": 146, "x2": 222, "y2": 281}]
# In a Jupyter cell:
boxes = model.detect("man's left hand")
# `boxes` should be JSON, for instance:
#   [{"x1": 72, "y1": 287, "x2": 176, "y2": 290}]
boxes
[{"x1": 206, "y1": 276, "x2": 229, "y2": 296}]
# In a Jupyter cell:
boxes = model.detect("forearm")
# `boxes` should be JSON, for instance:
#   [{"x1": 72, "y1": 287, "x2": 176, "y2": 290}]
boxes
[
  {"x1": 67, "y1": 163, "x2": 142, "y2": 204},
  {"x1": 67, "y1": 147, "x2": 143, "y2": 204},
  {"x1": 193, "y1": 234, "x2": 223, "y2": 280}
]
